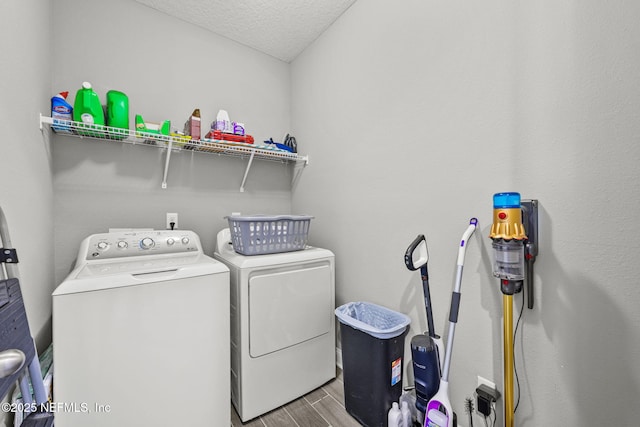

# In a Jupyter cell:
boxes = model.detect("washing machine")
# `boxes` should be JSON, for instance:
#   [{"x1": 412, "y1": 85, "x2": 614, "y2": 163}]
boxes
[
  {"x1": 52, "y1": 230, "x2": 230, "y2": 427},
  {"x1": 214, "y1": 228, "x2": 335, "y2": 422}
]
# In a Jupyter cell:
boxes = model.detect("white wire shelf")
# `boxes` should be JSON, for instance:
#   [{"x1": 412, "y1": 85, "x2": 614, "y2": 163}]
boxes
[{"x1": 40, "y1": 114, "x2": 308, "y2": 191}]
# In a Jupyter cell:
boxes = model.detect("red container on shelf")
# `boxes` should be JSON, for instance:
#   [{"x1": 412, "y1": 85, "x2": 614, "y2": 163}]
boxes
[{"x1": 206, "y1": 130, "x2": 254, "y2": 144}]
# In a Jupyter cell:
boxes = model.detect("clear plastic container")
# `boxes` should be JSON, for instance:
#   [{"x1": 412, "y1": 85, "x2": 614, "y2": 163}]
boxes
[{"x1": 492, "y1": 239, "x2": 525, "y2": 280}]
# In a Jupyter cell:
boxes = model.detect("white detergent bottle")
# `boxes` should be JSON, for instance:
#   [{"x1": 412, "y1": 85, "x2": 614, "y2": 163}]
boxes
[
  {"x1": 401, "y1": 401, "x2": 412, "y2": 427},
  {"x1": 388, "y1": 402, "x2": 403, "y2": 427},
  {"x1": 399, "y1": 391, "x2": 417, "y2": 425}
]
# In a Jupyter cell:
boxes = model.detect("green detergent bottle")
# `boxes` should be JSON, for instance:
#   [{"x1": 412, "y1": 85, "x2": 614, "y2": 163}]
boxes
[
  {"x1": 106, "y1": 90, "x2": 129, "y2": 140},
  {"x1": 73, "y1": 82, "x2": 105, "y2": 137}
]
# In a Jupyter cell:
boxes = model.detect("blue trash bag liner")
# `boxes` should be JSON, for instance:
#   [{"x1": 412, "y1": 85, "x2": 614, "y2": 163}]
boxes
[{"x1": 335, "y1": 301, "x2": 411, "y2": 339}]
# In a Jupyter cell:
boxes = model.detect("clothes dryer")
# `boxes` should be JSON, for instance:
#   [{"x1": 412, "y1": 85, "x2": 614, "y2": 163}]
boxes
[
  {"x1": 214, "y1": 228, "x2": 335, "y2": 422},
  {"x1": 53, "y1": 230, "x2": 230, "y2": 426}
]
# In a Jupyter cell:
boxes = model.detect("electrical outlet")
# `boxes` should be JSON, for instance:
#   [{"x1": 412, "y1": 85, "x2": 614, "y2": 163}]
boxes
[
  {"x1": 477, "y1": 375, "x2": 496, "y2": 391},
  {"x1": 166, "y1": 213, "x2": 178, "y2": 230}
]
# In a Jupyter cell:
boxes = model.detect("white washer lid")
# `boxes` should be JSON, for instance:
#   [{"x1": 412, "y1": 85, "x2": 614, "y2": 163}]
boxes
[{"x1": 53, "y1": 254, "x2": 229, "y2": 296}]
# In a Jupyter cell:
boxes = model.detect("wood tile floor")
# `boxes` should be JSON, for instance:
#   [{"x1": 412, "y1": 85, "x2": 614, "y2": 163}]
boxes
[{"x1": 230, "y1": 370, "x2": 362, "y2": 427}]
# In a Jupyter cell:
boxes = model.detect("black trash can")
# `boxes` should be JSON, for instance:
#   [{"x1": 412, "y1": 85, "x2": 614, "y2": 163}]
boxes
[{"x1": 335, "y1": 302, "x2": 411, "y2": 427}]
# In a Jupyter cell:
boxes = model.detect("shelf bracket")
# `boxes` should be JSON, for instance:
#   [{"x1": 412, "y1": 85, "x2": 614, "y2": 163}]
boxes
[
  {"x1": 240, "y1": 149, "x2": 256, "y2": 193},
  {"x1": 291, "y1": 157, "x2": 308, "y2": 191},
  {"x1": 162, "y1": 139, "x2": 174, "y2": 189},
  {"x1": 39, "y1": 113, "x2": 53, "y2": 131}
]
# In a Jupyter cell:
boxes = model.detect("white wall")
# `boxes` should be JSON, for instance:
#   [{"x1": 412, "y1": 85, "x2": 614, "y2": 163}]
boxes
[
  {"x1": 292, "y1": 0, "x2": 640, "y2": 425},
  {"x1": 0, "y1": 1, "x2": 53, "y2": 425},
  {"x1": 50, "y1": 0, "x2": 295, "y2": 284},
  {"x1": 0, "y1": 0, "x2": 53, "y2": 347}
]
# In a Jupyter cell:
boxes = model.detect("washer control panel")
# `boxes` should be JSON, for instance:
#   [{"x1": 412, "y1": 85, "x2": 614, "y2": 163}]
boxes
[{"x1": 82, "y1": 230, "x2": 200, "y2": 260}]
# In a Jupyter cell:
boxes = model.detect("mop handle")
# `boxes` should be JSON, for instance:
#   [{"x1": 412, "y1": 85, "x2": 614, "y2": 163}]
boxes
[
  {"x1": 456, "y1": 218, "x2": 478, "y2": 271},
  {"x1": 404, "y1": 234, "x2": 437, "y2": 338},
  {"x1": 441, "y1": 218, "x2": 478, "y2": 381},
  {"x1": 421, "y1": 264, "x2": 437, "y2": 339}
]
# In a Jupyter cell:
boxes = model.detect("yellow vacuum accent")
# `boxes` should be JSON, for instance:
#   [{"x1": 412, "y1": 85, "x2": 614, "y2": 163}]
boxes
[
  {"x1": 503, "y1": 294, "x2": 514, "y2": 427},
  {"x1": 489, "y1": 208, "x2": 527, "y2": 240}
]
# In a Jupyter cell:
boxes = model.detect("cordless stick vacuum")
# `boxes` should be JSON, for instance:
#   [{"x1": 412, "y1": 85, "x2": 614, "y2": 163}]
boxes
[
  {"x1": 405, "y1": 235, "x2": 445, "y2": 416},
  {"x1": 425, "y1": 218, "x2": 478, "y2": 427},
  {"x1": 489, "y1": 193, "x2": 538, "y2": 427}
]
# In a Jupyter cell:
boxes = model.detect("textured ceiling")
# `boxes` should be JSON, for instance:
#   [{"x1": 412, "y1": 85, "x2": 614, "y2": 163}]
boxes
[{"x1": 134, "y1": 0, "x2": 357, "y2": 62}]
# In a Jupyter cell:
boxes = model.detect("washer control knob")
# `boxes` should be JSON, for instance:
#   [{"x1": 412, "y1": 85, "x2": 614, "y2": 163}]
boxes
[
  {"x1": 140, "y1": 237, "x2": 155, "y2": 249},
  {"x1": 167, "y1": 238, "x2": 175, "y2": 246},
  {"x1": 97, "y1": 242, "x2": 108, "y2": 250},
  {"x1": 117, "y1": 241, "x2": 128, "y2": 249},
  {"x1": 181, "y1": 237, "x2": 190, "y2": 245}
]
